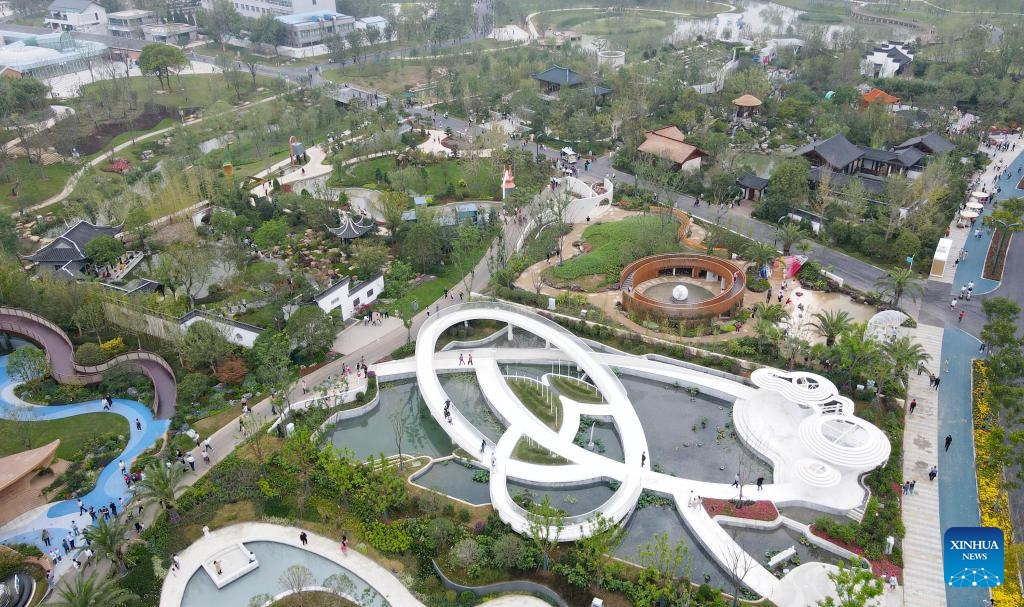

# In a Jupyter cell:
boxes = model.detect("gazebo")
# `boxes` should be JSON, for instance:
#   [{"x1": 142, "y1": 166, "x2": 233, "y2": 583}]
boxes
[
  {"x1": 327, "y1": 210, "x2": 376, "y2": 242},
  {"x1": 732, "y1": 94, "x2": 762, "y2": 118}
]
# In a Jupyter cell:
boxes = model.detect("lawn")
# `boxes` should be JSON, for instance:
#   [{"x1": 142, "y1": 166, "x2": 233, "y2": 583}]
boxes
[
  {"x1": 507, "y1": 378, "x2": 561, "y2": 430},
  {"x1": 512, "y1": 437, "x2": 569, "y2": 465},
  {"x1": 0, "y1": 160, "x2": 78, "y2": 214},
  {"x1": 391, "y1": 236, "x2": 494, "y2": 318},
  {"x1": 0, "y1": 413, "x2": 129, "y2": 460},
  {"x1": 332, "y1": 156, "x2": 501, "y2": 200},
  {"x1": 77, "y1": 73, "x2": 280, "y2": 115},
  {"x1": 548, "y1": 375, "x2": 603, "y2": 404},
  {"x1": 547, "y1": 215, "x2": 680, "y2": 284},
  {"x1": 323, "y1": 60, "x2": 428, "y2": 96}
]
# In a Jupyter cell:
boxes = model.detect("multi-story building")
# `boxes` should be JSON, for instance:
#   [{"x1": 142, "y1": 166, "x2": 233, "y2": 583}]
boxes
[
  {"x1": 276, "y1": 11, "x2": 354, "y2": 47},
  {"x1": 45, "y1": 0, "x2": 106, "y2": 32},
  {"x1": 204, "y1": 0, "x2": 321, "y2": 19},
  {"x1": 142, "y1": 22, "x2": 198, "y2": 45},
  {"x1": 106, "y1": 9, "x2": 156, "y2": 38}
]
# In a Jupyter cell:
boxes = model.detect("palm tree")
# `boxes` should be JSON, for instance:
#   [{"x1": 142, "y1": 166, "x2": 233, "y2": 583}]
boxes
[
  {"x1": 808, "y1": 309, "x2": 853, "y2": 347},
  {"x1": 133, "y1": 461, "x2": 184, "y2": 523},
  {"x1": 751, "y1": 302, "x2": 789, "y2": 324},
  {"x1": 832, "y1": 323, "x2": 883, "y2": 391},
  {"x1": 873, "y1": 267, "x2": 924, "y2": 308},
  {"x1": 776, "y1": 223, "x2": 806, "y2": 255},
  {"x1": 743, "y1": 242, "x2": 779, "y2": 275},
  {"x1": 83, "y1": 516, "x2": 131, "y2": 575},
  {"x1": 53, "y1": 571, "x2": 137, "y2": 607},
  {"x1": 884, "y1": 335, "x2": 931, "y2": 381}
]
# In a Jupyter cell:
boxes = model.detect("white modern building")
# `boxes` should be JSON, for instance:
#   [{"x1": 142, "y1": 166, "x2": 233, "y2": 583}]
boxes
[
  {"x1": 179, "y1": 310, "x2": 263, "y2": 348},
  {"x1": 355, "y1": 16, "x2": 387, "y2": 34},
  {"x1": 861, "y1": 42, "x2": 913, "y2": 78},
  {"x1": 142, "y1": 22, "x2": 198, "y2": 44},
  {"x1": 45, "y1": 0, "x2": 107, "y2": 32},
  {"x1": 276, "y1": 11, "x2": 354, "y2": 47},
  {"x1": 313, "y1": 274, "x2": 383, "y2": 320},
  {"x1": 106, "y1": 9, "x2": 156, "y2": 38},
  {"x1": 213, "y1": 0, "x2": 323, "y2": 19}
]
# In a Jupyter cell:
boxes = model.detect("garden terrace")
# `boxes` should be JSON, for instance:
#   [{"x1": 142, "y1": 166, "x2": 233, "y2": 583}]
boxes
[{"x1": 619, "y1": 253, "x2": 745, "y2": 320}]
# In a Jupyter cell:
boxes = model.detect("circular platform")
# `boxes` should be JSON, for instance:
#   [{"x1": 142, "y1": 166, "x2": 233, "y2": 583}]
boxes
[{"x1": 620, "y1": 253, "x2": 745, "y2": 319}]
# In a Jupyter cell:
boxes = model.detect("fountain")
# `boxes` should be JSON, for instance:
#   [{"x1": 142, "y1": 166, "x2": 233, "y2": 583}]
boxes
[{"x1": 671, "y1": 285, "x2": 689, "y2": 302}]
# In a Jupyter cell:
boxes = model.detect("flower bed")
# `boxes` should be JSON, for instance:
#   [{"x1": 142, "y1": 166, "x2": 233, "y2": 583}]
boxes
[
  {"x1": 702, "y1": 497, "x2": 779, "y2": 521},
  {"x1": 972, "y1": 360, "x2": 1021, "y2": 603},
  {"x1": 810, "y1": 526, "x2": 902, "y2": 581}
]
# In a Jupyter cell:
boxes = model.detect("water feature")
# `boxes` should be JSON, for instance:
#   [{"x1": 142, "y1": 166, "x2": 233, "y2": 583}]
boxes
[
  {"x1": 644, "y1": 282, "x2": 715, "y2": 304},
  {"x1": 412, "y1": 459, "x2": 491, "y2": 505},
  {"x1": 577, "y1": 420, "x2": 623, "y2": 463},
  {"x1": 181, "y1": 540, "x2": 384, "y2": 606},
  {"x1": 441, "y1": 373, "x2": 506, "y2": 442},
  {"x1": 725, "y1": 524, "x2": 851, "y2": 572},
  {"x1": 616, "y1": 505, "x2": 731, "y2": 589},
  {"x1": 328, "y1": 380, "x2": 452, "y2": 459},
  {"x1": 619, "y1": 375, "x2": 771, "y2": 483},
  {"x1": 506, "y1": 480, "x2": 616, "y2": 517}
]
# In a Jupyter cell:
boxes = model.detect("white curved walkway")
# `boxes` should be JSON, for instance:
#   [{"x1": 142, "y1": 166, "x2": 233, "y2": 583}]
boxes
[
  {"x1": 159, "y1": 522, "x2": 423, "y2": 607},
  {"x1": 388, "y1": 302, "x2": 893, "y2": 606}
]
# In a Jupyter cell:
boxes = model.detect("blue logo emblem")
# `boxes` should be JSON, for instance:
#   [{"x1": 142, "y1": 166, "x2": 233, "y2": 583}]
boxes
[{"x1": 944, "y1": 527, "x2": 1004, "y2": 587}]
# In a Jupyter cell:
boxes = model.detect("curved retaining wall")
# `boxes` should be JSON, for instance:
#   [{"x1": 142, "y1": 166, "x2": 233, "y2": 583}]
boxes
[
  {"x1": 0, "y1": 307, "x2": 178, "y2": 418},
  {"x1": 619, "y1": 253, "x2": 745, "y2": 319},
  {"x1": 431, "y1": 560, "x2": 569, "y2": 607}
]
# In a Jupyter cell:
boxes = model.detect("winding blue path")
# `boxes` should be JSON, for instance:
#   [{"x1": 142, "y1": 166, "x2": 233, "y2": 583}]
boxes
[{"x1": 0, "y1": 353, "x2": 167, "y2": 574}]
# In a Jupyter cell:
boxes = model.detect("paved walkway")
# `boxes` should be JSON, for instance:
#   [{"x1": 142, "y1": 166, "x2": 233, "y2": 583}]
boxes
[
  {"x1": 251, "y1": 144, "x2": 333, "y2": 198},
  {"x1": 898, "y1": 323, "x2": 945, "y2": 606},
  {"x1": 158, "y1": 522, "x2": 424, "y2": 607}
]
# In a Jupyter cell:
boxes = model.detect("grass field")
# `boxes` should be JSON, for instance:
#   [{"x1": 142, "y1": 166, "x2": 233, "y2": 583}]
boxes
[
  {"x1": 77, "y1": 73, "x2": 280, "y2": 114},
  {"x1": 391, "y1": 236, "x2": 493, "y2": 320},
  {"x1": 0, "y1": 160, "x2": 78, "y2": 214},
  {"x1": 548, "y1": 375, "x2": 603, "y2": 404},
  {"x1": 332, "y1": 156, "x2": 500, "y2": 200},
  {"x1": 512, "y1": 437, "x2": 570, "y2": 465},
  {"x1": 508, "y1": 378, "x2": 561, "y2": 430},
  {"x1": 0, "y1": 413, "x2": 129, "y2": 460},
  {"x1": 548, "y1": 215, "x2": 680, "y2": 284},
  {"x1": 323, "y1": 60, "x2": 428, "y2": 96}
]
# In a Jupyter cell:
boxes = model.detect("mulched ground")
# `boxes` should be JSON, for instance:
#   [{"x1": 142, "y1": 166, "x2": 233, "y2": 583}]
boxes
[
  {"x1": 983, "y1": 227, "x2": 1012, "y2": 280},
  {"x1": 72, "y1": 104, "x2": 177, "y2": 156}
]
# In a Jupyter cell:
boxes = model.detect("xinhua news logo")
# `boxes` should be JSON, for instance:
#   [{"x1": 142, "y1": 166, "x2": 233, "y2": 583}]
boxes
[{"x1": 944, "y1": 526, "x2": 1004, "y2": 588}]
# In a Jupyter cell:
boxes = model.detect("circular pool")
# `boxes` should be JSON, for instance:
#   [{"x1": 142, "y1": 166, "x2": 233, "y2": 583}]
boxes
[{"x1": 620, "y1": 253, "x2": 745, "y2": 320}]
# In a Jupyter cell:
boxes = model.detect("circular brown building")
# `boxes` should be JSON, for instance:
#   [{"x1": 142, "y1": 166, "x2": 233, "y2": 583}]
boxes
[{"x1": 620, "y1": 253, "x2": 745, "y2": 320}]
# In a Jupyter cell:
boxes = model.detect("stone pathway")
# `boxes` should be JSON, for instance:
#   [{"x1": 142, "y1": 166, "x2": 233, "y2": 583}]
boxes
[{"x1": 899, "y1": 323, "x2": 945, "y2": 607}]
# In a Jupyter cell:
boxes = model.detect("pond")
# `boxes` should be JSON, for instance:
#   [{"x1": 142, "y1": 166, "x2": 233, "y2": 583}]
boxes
[
  {"x1": 181, "y1": 540, "x2": 384, "y2": 606},
  {"x1": 412, "y1": 459, "x2": 491, "y2": 505},
  {"x1": 616, "y1": 505, "x2": 731, "y2": 590},
  {"x1": 442, "y1": 373, "x2": 507, "y2": 442},
  {"x1": 619, "y1": 375, "x2": 771, "y2": 484},
  {"x1": 506, "y1": 479, "x2": 616, "y2": 518},
  {"x1": 725, "y1": 523, "x2": 852, "y2": 573},
  {"x1": 328, "y1": 380, "x2": 452, "y2": 460}
]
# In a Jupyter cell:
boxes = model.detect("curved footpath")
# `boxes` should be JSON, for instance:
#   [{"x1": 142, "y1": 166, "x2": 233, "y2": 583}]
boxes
[
  {"x1": 0, "y1": 307, "x2": 177, "y2": 419},
  {"x1": 0, "y1": 354, "x2": 168, "y2": 580}
]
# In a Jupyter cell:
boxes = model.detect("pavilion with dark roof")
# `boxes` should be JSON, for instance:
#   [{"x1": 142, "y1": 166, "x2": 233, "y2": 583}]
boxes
[
  {"x1": 795, "y1": 133, "x2": 865, "y2": 174},
  {"x1": 327, "y1": 210, "x2": 376, "y2": 241},
  {"x1": 737, "y1": 174, "x2": 769, "y2": 202},
  {"x1": 22, "y1": 220, "x2": 122, "y2": 276},
  {"x1": 895, "y1": 132, "x2": 955, "y2": 156}
]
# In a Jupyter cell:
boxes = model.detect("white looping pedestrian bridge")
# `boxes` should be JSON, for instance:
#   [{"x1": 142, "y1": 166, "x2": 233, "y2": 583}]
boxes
[{"x1": 371, "y1": 302, "x2": 893, "y2": 606}]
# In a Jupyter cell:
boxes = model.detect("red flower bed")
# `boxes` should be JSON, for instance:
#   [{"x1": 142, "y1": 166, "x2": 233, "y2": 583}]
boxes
[
  {"x1": 702, "y1": 498, "x2": 779, "y2": 521},
  {"x1": 810, "y1": 526, "x2": 903, "y2": 581}
]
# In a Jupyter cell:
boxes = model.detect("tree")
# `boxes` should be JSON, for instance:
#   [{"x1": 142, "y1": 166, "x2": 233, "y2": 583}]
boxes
[
  {"x1": 873, "y1": 267, "x2": 923, "y2": 308},
  {"x1": 0, "y1": 213, "x2": 18, "y2": 256},
  {"x1": 123, "y1": 203, "x2": 152, "y2": 248},
  {"x1": 285, "y1": 306, "x2": 335, "y2": 360},
  {"x1": 816, "y1": 562, "x2": 884, "y2": 607},
  {"x1": 981, "y1": 297, "x2": 1024, "y2": 383},
  {"x1": 83, "y1": 516, "x2": 131, "y2": 574},
  {"x1": 158, "y1": 243, "x2": 215, "y2": 308},
  {"x1": 776, "y1": 223, "x2": 806, "y2": 255},
  {"x1": 279, "y1": 565, "x2": 315, "y2": 606},
  {"x1": 353, "y1": 242, "x2": 388, "y2": 280},
  {"x1": 558, "y1": 513, "x2": 625, "y2": 588},
  {"x1": 250, "y1": 13, "x2": 286, "y2": 53},
  {"x1": 452, "y1": 223, "x2": 482, "y2": 302},
  {"x1": 400, "y1": 219, "x2": 445, "y2": 274},
  {"x1": 375, "y1": 190, "x2": 409, "y2": 243},
  {"x1": 71, "y1": 293, "x2": 106, "y2": 342},
  {"x1": 133, "y1": 461, "x2": 185, "y2": 523},
  {"x1": 249, "y1": 330, "x2": 292, "y2": 388},
  {"x1": 8, "y1": 345, "x2": 47, "y2": 385},
  {"x1": 832, "y1": 324, "x2": 882, "y2": 391},
  {"x1": 53, "y1": 571, "x2": 137, "y2": 607},
  {"x1": 137, "y1": 44, "x2": 188, "y2": 90},
  {"x1": 809, "y1": 309, "x2": 853, "y2": 347},
  {"x1": 526, "y1": 496, "x2": 565, "y2": 571},
  {"x1": 759, "y1": 158, "x2": 809, "y2": 221},
  {"x1": 345, "y1": 29, "x2": 366, "y2": 63},
  {"x1": 178, "y1": 321, "x2": 233, "y2": 373},
  {"x1": 84, "y1": 235, "x2": 125, "y2": 267},
  {"x1": 636, "y1": 532, "x2": 692, "y2": 605},
  {"x1": 252, "y1": 218, "x2": 289, "y2": 250},
  {"x1": 198, "y1": 0, "x2": 242, "y2": 50},
  {"x1": 743, "y1": 241, "x2": 778, "y2": 275}
]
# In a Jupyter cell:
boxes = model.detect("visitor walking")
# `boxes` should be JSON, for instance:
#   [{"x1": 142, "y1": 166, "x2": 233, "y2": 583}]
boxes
[
  {"x1": 958, "y1": 310, "x2": 965, "y2": 323},
  {"x1": 186, "y1": 453, "x2": 195, "y2": 471},
  {"x1": 641, "y1": 452, "x2": 647, "y2": 467},
  {"x1": 909, "y1": 398, "x2": 917, "y2": 415},
  {"x1": 135, "y1": 418, "x2": 142, "y2": 431},
  {"x1": 732, "y1": 473, "x2": 740, "y2": 488},
  {"x1": 300, "y1": 531, "x2": 308, "y2": 545},
  {"x1": 41, "y1": 530, "x2": 50, "y2": 547},
  {"x1": 341, "y1": 536, "x2": 348, "y2": 555},
  {"x1": 945, "y1": 434, "x2": 953, "y2": 451},
  {"x1": 933, "y1": 376, "x2": 941, "y2": 389},
  {"x1": 480, "y1": 439, "x2": 486, "y2": 453},
  {"x1": 756, "y1": 476, "x2": 764, "y2": 491},
  {"x1": 77, "y1": 499, "x2": 85, "y2": 515},
  {"x1": 929, "y1": 465, "x2": 938, "y2": 481}
]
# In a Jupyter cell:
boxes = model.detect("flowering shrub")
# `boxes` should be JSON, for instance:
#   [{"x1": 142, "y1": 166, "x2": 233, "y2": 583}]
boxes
[
  {"x1": 100, "y1": 336, "x2": 127, "y2": 356},
  {"x1": 973, "y1": 360, "x2": 1021, "y2": 604},
  {"x1": 810, "y1": 526, "x2": 902, "y2": 581},
  {"x1": 702, "y1": 498, "x2": 779, "y2": 521}
]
